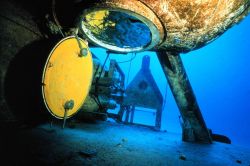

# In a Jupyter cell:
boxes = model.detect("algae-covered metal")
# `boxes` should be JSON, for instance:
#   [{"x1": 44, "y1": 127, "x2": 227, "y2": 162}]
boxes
[
  {"x1": 157, "y1": 51, "x2": 212, "y2": 143},
  {"x1": 75, "y1": 0, "x2": 250, "y2": 52}
]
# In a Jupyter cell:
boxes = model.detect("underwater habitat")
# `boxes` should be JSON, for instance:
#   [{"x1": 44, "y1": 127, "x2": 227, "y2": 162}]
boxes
[
  {"x1": 91, "y1": 12, "x2": 250, "y2": 146},
  {"x1": 0, "y1": 0, "x2": 250, "y2": 165}
]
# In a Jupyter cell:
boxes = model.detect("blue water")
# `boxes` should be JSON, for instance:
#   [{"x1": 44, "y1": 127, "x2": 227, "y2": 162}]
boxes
[{"x1": 91, "y1": 15, "x2": 250, "y2": 147}]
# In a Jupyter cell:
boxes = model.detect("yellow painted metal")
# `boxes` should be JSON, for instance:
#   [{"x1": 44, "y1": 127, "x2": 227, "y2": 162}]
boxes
[
  {"x1": 85, "y1": 10, "x2": 115, "y2": 35},
  {"x1": 42, "y1": 36, "x2": 93, "y2": 119}
]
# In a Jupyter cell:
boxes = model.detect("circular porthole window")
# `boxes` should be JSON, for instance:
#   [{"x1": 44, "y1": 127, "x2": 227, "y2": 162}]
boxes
[{"x1": 79, "y1": 9, "x2": 161, "y2": 53}]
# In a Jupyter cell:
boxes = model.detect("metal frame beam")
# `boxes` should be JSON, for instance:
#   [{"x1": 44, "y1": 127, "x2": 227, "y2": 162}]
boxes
[{"x1": 157, "y1": 51, "x2": 212, "y2": 143}]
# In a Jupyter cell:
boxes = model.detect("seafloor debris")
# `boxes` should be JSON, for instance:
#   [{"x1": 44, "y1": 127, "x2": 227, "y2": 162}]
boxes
[
  {"x1": 179, "y1": 154, "x2": 187, "y2": 160},
  {"x1": 236, "y1": 159, "x2": 242, "y2": 164},
  {"x1": 78, "y1": 149, "x2": 97, "y2": 158}
]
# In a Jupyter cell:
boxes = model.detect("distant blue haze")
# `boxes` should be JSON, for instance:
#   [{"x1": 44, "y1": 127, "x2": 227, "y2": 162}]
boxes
[{"x1": 91, "y1": 15, "x2": 250, "y2": 147}]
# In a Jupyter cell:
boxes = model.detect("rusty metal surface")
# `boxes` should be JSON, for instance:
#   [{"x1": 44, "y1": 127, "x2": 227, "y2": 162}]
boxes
[
  {"x1": 157, "y1": 51, "x2": 212, "y2": 143},
  {"x1": 77, "y1": 0, "x2": 250, "y2": 53},
  {"x1": 140, "y1": 0, "x2": 250, "y2": 52}
]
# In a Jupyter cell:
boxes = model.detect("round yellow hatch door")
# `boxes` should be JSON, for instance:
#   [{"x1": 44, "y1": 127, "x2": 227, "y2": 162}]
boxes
[{"x1": 42, "y1": 36, "x2": 93, "y2": 119}]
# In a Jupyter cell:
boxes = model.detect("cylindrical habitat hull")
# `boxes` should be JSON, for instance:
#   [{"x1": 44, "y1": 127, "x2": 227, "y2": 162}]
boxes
[{"x1": 56, "y1": 0, "x2": 250, "y2": 53}]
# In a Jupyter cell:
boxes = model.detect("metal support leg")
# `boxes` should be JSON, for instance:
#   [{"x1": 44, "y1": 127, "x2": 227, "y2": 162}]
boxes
[
  {"x1": 155, "y1": 108, "x2": 162, "y2": 131},
  {"x1": 63, "y1": 108, "x2": 69, "y2": 129},
  {"x1": 157, "y1": 51, "x2": 212, "y2": 143},
  {"x1": 117, "y1": 105, "x2": 125, "y2": 122},
  {"x1": 124, "y1": 106, "x2": 130, "y2": 124},
  {"x1": 130, "y1": 106, "x2": 135, "y2": 124}
]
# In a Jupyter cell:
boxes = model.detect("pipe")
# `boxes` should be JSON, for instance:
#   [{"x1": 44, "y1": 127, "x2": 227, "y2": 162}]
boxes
[{"x1": 157, "y1": 51, "x2": 212, "y2": 143}]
